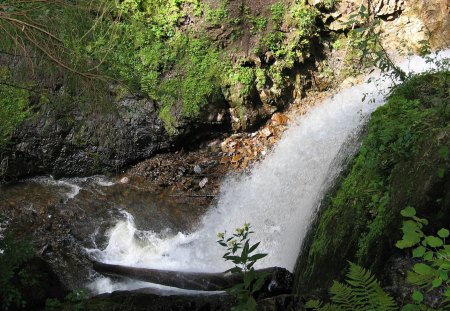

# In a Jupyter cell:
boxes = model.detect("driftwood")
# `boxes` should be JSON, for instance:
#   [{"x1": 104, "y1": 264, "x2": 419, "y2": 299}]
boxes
[{"x1": 92, "y1": 261, "x2": 293, "y2": 293}]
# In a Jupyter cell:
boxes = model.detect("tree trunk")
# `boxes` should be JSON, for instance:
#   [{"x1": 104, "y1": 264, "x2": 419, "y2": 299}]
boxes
[{"x1": 92, "y1": 261, "x2": 293, "y2": 293}]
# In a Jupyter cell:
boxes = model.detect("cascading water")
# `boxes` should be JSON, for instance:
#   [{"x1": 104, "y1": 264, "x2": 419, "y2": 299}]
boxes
[{"x1": 87, "y1": 51, "x2": 450, "y2": 294}]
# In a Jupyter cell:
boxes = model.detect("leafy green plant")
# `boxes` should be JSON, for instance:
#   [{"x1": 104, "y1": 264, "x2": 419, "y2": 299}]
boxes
[
  {"x1": 0, "y1": 232, "x2": 35, "y2": 310},
  {"x1": 205, "y1": 0, "x2": 229, "y2": 27},
  {"x1": 396, "y1": 207, "x2": 450, "y2": 310},
  {"x1": 217, "y1": 223, "x2": 269, "y2": 311},
  {"x1": 306, "y1": 262, "x2": 397, "y2": 311},
  {"x1": 45, "y1": 289, "x2": 87, "y2": 311}
]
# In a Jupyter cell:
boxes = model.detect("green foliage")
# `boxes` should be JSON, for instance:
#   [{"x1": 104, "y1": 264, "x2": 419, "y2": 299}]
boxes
[
  {"x1": 396, "y1": 207, "x2": 450, "y2": 310},
  {"x1": 344, "y1": 4, "x2": 406, "y2": 82},
  {"x1": 286, "y1": 1, "x2": 318, "y2": 40},
  {"x1": 45, "y1": 289, "x2": 87, "y2": 311},
  {"x1": 217, "y1": 223, "x2": 269, "y2": 311},
  {"x1": 262, "y1": 1, "x2": 318, "y2": 55},
  {"x1": 300, "y1": 71, "x2": 449, "y2": 290},
  {"x1": 0, "y1": 68, "x2": 30, "y2": 147},
  {"x1": 305, "y1": 208, "x2": 450, "y2": 311},
  {"x1": 319, "y1": 0, "x2": 339, "y2": 10},
  {"x1": 205, "y1": 0, "x2": 229, "y2": 27},
  {"x1": 0, "y1": 232, "x2": 35, "y2": 310},
  {"x1": 305, "y1": 263, "x2": 397, "y2": 311},
  {"x1": 248, "y1": 15, "x2": 268, "y2": 34},
  {"x1": 270, "y1": 2, "x2": 285, "y2": 26},
  {"x1": 96, "y1": 2, "x2": 227, "y2": 132},
  {"x1": 227, "y1": 66, "x2": 256, "y2": 98}
]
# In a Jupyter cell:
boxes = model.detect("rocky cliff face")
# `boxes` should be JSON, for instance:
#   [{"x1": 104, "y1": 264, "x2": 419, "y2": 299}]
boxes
[
  {"x1": 0, "y1": 93, "x2": 232, "y2": 180},
  {"x1": 327, "y1": 0, "x2": 449, "y2": 50},
  {"x1": 0, "y1": 0, "x2": 447, "y2": 182}
]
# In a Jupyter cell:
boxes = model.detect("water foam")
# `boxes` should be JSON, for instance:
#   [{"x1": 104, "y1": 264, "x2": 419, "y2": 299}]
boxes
[{"x1": 88, "y1": 51, "x2": 450, "y2": 293}]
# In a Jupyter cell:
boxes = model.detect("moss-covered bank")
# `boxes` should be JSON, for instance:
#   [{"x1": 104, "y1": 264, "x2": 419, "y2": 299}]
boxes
[{"x1": 294, "y1": 71, "x2": 450, "y2": 295}]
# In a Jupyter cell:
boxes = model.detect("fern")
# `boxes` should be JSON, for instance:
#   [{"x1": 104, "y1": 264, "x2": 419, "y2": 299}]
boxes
[
  {"x1": 305, "y1": 300, "x2": 344, "y2": 311},
  {"x1": 345, "y1": 263, "x2": 397, "y2": 311},
  {"x1": 306, "y1": 263, "x2": 397, "y2": 311},
  {"x1": 329, "y1": 281, "x2": 359, "y2": 309}
]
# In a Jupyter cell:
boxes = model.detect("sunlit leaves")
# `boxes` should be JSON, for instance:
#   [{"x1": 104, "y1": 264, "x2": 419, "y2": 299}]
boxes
[
  {"x1": 396, "y1": 207, "x2": 450, "y2": 308},
  {"x1": 217, "y1": 223, "x2": 268, "y2": 311}
]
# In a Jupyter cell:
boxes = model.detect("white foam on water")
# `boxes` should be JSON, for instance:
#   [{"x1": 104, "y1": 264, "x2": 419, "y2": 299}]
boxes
[
  {"x1": 29, "y1": 176, "x2": 82, "y2": 199},
  {"x1": 87, "y1": 50, "x2": 450, "y2": 294},
  {"x1": 94, "y1": 176, "x2": 116, "y2": 187}
]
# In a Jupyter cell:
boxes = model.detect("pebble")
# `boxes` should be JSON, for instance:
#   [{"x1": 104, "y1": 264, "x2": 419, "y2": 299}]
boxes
[
  {"x1": 194, "y1": 165, "x2": 202, "y2": 174},
  {"x1": 199, "y1": 178, "x2": 208, "y2": 188}
]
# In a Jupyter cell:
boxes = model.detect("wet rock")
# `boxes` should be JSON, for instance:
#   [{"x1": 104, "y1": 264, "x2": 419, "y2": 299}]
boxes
[
  {"x1": 0, "y1": 96, "x2": 172, "y2": 181},
  {"x1": 374, "y1": 0, "x2": 405, "y2": 18},
  {"x1": 193, "y1": 165, "x2": 202, "y2": 174},
  {"x1": 82, "y1": 289, "x2": 235, "y2": 311},
  {"x1": 0, "y1": 92, "x2": 231, "y2": 181},
  {"x1": 199, "y1": 177, "x2": 208, "y2": 188},
  {"x1": 257, "y1": 295, "x2": 304, "y2": 311}
]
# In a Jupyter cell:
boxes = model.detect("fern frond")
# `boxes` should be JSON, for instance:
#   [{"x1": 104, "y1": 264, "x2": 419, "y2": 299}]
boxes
[
  {"x1": 305, "y1": 300, "x2": 322, "y2": 310},
  {"x1": 319, "y1": 304, "x2": 344, "y2": 311},
  {"x1": 329, "y1": 281, "x2": 358, "y2": 310},
  {"x1": 305, "y1": 299, "x2": 345, "y2": 311},
  {"x1": 345, "y1": 263, "x2": 397, "y2": 311}
]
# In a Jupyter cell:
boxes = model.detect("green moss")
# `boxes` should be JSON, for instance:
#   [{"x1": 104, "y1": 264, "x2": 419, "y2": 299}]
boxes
[
  {"x1": 295, "y1": 71, "x2": 450, "y2": 293},
  {"x1": 205, "y1": 0, "x2": 229, "y2": 27},
  {"x1": 0, "y1": 68, "x2": 30, "y2": 147},
  {"x1": 227, "y1": 66, "x2": 256, "y2": 98}
]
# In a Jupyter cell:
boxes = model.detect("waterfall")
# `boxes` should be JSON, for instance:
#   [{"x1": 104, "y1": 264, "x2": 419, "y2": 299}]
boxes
[{"x1": 87, "y1": 50, "x2": 450, "y2": 294}]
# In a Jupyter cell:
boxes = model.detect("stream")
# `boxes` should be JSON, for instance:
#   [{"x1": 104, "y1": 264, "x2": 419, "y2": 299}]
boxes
[{"x1": 1, "y1": 50, "x2": 448, "y2": 296}]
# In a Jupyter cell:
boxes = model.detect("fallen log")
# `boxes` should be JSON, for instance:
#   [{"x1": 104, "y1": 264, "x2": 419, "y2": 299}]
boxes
[{"x1": 92, "y1": 261, "x2": 293, "y2": 294}]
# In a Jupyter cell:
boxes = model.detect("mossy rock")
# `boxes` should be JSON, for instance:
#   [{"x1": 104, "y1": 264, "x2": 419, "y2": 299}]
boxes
[{"x1": 294, "y1": 71, "x2": 450, "y2": 295}]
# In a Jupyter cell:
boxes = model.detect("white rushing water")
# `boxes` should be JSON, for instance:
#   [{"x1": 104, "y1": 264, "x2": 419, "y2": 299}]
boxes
[{"x1": 87, "y1": 51, "x2": 450, "y2": 294}]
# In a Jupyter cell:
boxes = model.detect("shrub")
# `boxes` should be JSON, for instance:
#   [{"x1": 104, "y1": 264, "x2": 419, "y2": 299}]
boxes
[{"x1": 0, "y1": 231, "x2": 35, "y2": 310}]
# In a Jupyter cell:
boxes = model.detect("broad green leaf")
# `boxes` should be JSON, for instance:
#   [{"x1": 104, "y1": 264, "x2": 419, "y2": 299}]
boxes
[
  {"x1": 413, "y1": 263, "x2": 433, "y2": 275},
  {"x1": 305, "y1": 300, "x2": 321, "y2": 308},
  {"x1": 252, "y1": 274, "x2": 267, "y2": 293},
  {"x1": 243, "y1": 272, "x2": 253, "y2": 289},
  {"x1": 248, "y1": 253, "x2": 267, "y2": 261},
  {"x1": 412, "y1": 246, "x2": 426, "y2": 258},
  {"x1": 242, "y1": 240, "x2": 249, "y2": 258},
  {"x1": 401, "y1": 304, "x2": 420, "y2": 311},
  {"x1": 425, "y1": 236, "x2": 443, "y2": 248},
  {"x1": 432, "y1": 278, "x2": 442, "y2": 288},
  {"x1": 438, "y1": 228, "x2": 449, "y2": 238},
  {"x1": 412, "y1": 290, "x2": 423, "y2": 303},
  {"x1": 248, "y1": 242, "x2": 260, "y2": 254},
  {"x1": 246, "y1": 297, "x2": 257, "y2": 310},
  {"x1": 444, "y1": 288, "x2": 450, "y2": 298},
  {"x1": 401, "y1": 207, "x2": 416, "y2": 217},
  {"x1": 423, "y1": 251, "x2": 434, "y2": 261},
  {"x1": 439, "y1": 146, "x2": 449, "y2": 159},
  {"x1": 396, "y1": 240, "x2": 410, "y2": 249},
  {"x1": 439, "y1": 270, "x2": 448, "y2": 281}
]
